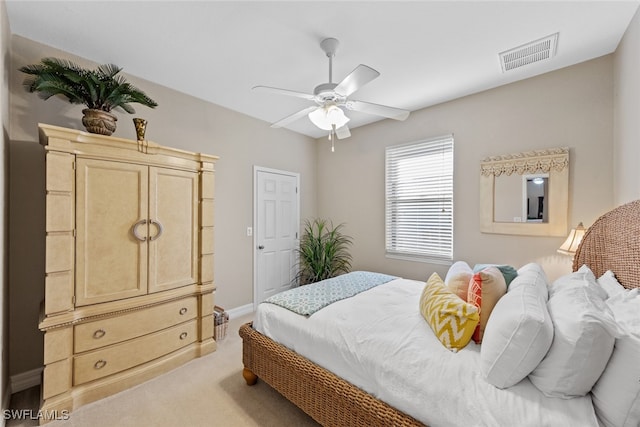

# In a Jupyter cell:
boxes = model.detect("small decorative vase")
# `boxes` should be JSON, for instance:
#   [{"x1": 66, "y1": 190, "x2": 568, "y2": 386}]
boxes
[
  {"x1": 133, "y1": 118, "x2": 147, "y2": 141},
  {"x1": 82, "y1": 109, "x2": 117, "y2": 136}
]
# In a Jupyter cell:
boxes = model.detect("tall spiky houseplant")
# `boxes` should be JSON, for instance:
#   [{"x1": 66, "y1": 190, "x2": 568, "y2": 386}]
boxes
[
  {"x1": 20, "y1": 57, "x2": 158, "y2": 136},
  {"x1": 295, "y1": 218, "x2": 353, "y2": 285}
]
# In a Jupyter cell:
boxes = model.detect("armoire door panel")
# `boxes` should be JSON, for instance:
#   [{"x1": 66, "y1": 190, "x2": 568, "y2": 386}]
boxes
[
  {"x1": 148, "y1": 167, "x2": 198, "y2": 292},
  {"x1": 76, "y1": 159, "x2": 149, "y2": 306}
]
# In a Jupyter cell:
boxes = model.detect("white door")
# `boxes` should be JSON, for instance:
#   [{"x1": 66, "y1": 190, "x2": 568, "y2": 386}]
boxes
[{"x1": 254, "y1": 167, "x2": 299, "y2": 307}]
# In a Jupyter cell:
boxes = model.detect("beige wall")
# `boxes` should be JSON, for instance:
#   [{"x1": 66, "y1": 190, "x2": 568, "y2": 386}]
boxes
[
  {"x1": 614, "y1": 6, "x2": 640, "y2": 205},
  {"x1": 317, "y1": 56, "x2": 615, "y2": 283},
  {"x1": 8, "y1": 36, "x2": 317, "y2": 376},
  {"x1": 1, "y1": 0, "x2": 10, "y2": 411}
]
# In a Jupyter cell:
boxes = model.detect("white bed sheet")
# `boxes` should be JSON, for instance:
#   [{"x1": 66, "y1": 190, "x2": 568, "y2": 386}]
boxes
[{"x1": 253, "y1": 277, "x2": 599, "y2": 427}]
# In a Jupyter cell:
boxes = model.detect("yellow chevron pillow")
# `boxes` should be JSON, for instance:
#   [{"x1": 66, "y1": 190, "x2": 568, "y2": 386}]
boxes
[{"x1": 420, "y1": 272, "x2": 480, "y2": 351}]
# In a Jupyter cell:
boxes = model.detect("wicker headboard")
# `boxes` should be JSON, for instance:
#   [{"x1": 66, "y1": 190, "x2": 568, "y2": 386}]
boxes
[{"x1": 573, "y1": 199, "x2": 640, "y2": 290}]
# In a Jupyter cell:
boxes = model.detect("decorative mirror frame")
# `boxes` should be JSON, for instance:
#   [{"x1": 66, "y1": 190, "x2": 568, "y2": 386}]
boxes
[{"x1": 480, "y1": 147, "x2": 569, "y2": 236}]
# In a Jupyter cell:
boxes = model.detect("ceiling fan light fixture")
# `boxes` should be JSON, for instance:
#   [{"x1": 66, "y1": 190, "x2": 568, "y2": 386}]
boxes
[
  {"x1": 255, "y1": 37, "x2": 409, "y2": 136},
  {"x1": 326, "y1": 105, "x2": 350, "y2": 127},
  {"x1": 308, "y1": 105, "x2": 350, "y2": 130}
]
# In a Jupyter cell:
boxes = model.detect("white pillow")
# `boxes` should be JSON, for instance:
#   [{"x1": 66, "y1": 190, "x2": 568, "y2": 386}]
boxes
[
  {"x1": 608, "y1": 288, "x2": 640, "y2": 328},
  {"x1": 593, "y1": 335, "x2": 640, "y2": 427},
  {"x1": 549, "y1": 264, "x2": 608, "y2": 300},
  {"x1": 508, "y1": 263, "x2": 549, "y2": 300},
  {"x1": 444, "y1": 260, "x2": 473, "y2": 302},
  {"x1": 480, "y1": 283, "x2": 553, "y2": 389},
  {"x1": 592, "y1": 289, "x2": 640, "y2": 427},
  {"x1": 529, "y1": 267, "x2": 621, "y2": 398},
  {"x1": 597, "y1": 270, "x2": 627, "y2": 299}
]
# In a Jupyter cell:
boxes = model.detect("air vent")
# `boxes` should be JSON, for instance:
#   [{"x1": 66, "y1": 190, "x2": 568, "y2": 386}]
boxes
[{"x1": 499, "y1": 33, "x2": 558, "y2": 72}]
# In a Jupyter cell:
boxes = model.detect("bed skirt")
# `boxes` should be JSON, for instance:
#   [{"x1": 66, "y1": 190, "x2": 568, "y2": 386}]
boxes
[{"x1": 239, "y1": 322, "x2": 425, "y2": 427}]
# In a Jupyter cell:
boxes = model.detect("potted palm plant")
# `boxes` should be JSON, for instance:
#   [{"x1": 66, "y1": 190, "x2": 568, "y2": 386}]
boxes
[
  {"x1": 295, "y1": 218, "x2": 353, "y2": 285},
  {"x1": 19, "y1": 57, "x2": 158, "y2": 136}
]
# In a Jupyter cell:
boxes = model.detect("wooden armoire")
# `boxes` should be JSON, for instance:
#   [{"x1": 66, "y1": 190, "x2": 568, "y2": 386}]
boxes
[{"x1": 38, "y1": 124, "x2": 218, "y2": 417}]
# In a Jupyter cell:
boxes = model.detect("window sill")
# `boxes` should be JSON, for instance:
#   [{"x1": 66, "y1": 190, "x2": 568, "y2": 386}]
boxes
[{"x1": 385, "y1": 252, "x2": 452, "y2": 266}]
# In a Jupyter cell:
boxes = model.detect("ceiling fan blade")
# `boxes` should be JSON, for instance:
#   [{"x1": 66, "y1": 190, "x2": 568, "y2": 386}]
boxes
[
  {"x1": 253, "y1": 85, "x2": 316, "y2": 101},
  {"x1": 335, "y1": 125, "x2": 351, "y2": 139},
  {"x1": 345, "y1": 100, "x2": 410, "y2": 121},
  {"x1": 334, "y1": 65, "x2": 380, "y2": 97},
  {"x1": 270, "y1": 106, "x2": 319, "y2": 128}
]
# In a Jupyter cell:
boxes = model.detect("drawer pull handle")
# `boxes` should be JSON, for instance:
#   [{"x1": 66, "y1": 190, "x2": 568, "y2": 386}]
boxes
[
  {"x1": 179, "y1": 332, "x2": 188, "y2": 340},
  {"x1": 131, "y1": 219, "x2": 148, "y2": 242},
  {"x1": 179, "y1": 307, "x2": 188, "y2": 315},
  {"x1": 149, "y1": 219, "x2": 163, "y2": 241},
  {"x1": 93, "y1": 329, "x2": 106, "y2": 339},
  {"x1": 94, "y1": 360, "x2": 107, "y2": 370}
]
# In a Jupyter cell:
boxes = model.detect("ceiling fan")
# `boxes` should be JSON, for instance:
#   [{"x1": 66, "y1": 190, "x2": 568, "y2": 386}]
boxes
[{"x1": 253, "y1": 37, "x2": 410, "y2": 148}]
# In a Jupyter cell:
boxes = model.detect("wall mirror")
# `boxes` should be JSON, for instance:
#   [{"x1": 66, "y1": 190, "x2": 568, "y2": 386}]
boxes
[{"x1": 480, "y1": 147, "x2": 569, "y2": 236}]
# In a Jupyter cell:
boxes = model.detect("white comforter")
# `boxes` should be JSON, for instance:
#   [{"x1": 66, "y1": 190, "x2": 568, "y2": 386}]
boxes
[{"x1": 253, "y1": 278, "x2": 599, "y2": 427}]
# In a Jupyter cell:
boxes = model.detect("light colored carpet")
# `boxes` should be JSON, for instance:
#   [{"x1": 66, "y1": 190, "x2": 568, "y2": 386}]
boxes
[{"x1": 9, "y1": 313, "x2": 319, "y2": 427}]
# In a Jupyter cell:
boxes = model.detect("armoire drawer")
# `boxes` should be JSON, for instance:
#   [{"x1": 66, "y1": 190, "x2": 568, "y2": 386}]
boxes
[
  {"x1": 73, "y1": 319, "x2": 197, "y2": 385},
  {"x1": 74, "y1": 297, "x2": 197, "y2": 353}
]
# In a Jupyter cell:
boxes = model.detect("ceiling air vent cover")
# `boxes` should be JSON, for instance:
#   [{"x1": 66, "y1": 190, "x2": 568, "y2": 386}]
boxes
[{"x1": 499, "y1": 33, "x2": 558, "y2": 72}]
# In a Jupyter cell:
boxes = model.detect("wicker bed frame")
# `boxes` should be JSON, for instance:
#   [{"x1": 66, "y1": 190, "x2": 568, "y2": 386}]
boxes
[
  {"x1": 240, "y1": 199, "x2": 640, "y2": 426},
  {"x1": 573, "y1": 199, "x2": 640, "y2": 289}
]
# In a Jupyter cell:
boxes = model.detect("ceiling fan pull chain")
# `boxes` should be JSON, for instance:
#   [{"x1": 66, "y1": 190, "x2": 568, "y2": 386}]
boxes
[{"x1": 330, "y1": 125, "x2": 336, "y2": 152}]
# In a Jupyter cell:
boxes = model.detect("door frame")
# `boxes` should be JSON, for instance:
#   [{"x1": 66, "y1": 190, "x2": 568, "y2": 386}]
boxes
[{"x1": 253, "y1": 166, "x2": 301, "y2": 310}]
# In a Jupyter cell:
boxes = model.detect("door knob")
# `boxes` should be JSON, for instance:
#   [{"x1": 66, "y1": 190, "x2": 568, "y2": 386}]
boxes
[{"x1": 258, "y1": 245, "x2": 264, "y2": 250}]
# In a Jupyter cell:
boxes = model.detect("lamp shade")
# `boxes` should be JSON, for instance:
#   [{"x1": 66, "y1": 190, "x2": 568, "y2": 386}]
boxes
[
  {"x1": 557, "y1": 222, "x2": 586, "y2": 255},
  {"x1": 308, "y1": 105, "x2": 350, "y2": 130}
]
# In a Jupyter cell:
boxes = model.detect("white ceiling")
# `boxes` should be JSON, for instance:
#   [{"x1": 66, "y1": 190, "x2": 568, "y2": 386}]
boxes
[{"x1": 5, "y1": 1, "x2": 640, "y2": 139}]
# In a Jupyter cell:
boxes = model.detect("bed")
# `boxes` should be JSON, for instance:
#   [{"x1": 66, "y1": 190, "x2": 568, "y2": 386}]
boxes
[{"x1": 239, "y1": 199, "x2": 640, "y2": 427}]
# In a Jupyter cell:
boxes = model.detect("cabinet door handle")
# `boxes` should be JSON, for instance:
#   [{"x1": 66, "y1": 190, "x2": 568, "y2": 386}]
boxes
[
  {"x1": 131, "y1": 219, "x2": 148, "y2": 242},
  {"x1": 93, "y1": 329, "x2": 106, "y2": 339},
  {"x1": 179, "y1": 332, "x2": 188, "y2": 340},
  {"x1": 149, "y1": 219, "x2": 163, "y2": 241},
  {"x1": 179, "y1": 307, "x2": 188, "y2": 315},
  {"x1": 94, "y1": 359, "x2": 107, "y2": 370}
]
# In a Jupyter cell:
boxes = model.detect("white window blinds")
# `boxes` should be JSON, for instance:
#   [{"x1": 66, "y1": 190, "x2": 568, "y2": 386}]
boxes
[{"x1": 385, "y1": 135, "x2": 454, "y2": 263}]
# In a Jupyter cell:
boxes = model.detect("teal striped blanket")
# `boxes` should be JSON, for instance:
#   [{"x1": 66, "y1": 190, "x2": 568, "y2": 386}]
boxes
[{"x1": 264, "y1": 271, "x2": 398, "y2": 316}]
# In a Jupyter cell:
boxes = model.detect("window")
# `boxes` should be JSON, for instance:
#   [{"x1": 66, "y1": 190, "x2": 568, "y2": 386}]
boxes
[{"x1": 385, "y1": 135, "x2": 453, "y2": 263}]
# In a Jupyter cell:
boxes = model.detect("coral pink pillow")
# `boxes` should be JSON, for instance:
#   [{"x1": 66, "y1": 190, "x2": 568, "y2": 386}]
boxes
[
  {"x1": 444, "y1": 261, "x2": 473, "y2": 302},
  {"x1": 468, "y1": 267, "x2": 507, "y2": 343}
]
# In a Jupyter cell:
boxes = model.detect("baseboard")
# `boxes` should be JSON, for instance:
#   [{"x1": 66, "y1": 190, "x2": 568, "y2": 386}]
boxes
[
  {"x1": 10, "y1": 367, "x2": 42, "y2": 394},
  {"x1": 227, "y1": 303, "x2": 254, "y2": 319}
]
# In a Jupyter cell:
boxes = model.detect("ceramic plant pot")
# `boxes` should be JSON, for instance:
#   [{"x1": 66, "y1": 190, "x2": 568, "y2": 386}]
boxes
[{"x1": 82, "y1": 109, "x2": 118, "y2": 136}]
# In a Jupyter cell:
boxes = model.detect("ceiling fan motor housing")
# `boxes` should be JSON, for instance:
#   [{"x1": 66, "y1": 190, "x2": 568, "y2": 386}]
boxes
[{"x1": 313, "y1": 83, "x2": 347, "y2": 105}]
